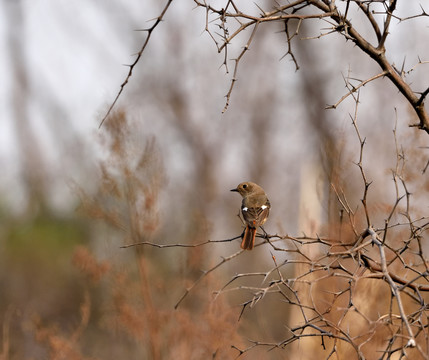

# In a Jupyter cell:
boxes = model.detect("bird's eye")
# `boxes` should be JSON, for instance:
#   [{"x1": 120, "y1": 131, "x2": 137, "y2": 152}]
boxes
[{"x1": 242, "y1": 184, "x2": 247, "y2": 188}]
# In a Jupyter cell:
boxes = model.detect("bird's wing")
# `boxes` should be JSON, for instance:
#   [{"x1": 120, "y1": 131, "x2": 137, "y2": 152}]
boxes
[{"x1": 241, "y1": 202, "x2": 270, "y2": 228}]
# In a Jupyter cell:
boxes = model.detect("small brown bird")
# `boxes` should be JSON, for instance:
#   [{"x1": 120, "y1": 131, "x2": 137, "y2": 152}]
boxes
[{"x1": 231, "y1": 181, "x2": 270, "y2": 250}]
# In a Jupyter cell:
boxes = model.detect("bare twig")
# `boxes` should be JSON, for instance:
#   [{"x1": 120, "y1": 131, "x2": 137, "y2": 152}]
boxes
[
  {"x1": 326, "y1": 71, "x2": 388, "y2": 110},
  {"x1": 120, "y1": 235, "x2": 241, "y2": 249},
  {"x1": 99, "y1": 0, "x2": 174, "y2": 128},
  {"x1": 175, "y1": 249, "x2": 243, "y2": 309},
  {"x1": 367, "y1": 227, "x2": 416, "y2": 348}
]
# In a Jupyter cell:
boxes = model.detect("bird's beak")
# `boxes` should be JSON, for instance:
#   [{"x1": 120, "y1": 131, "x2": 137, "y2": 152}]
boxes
[{"x1": 230, "y1": 188, "x2": 238, "y2": 192}]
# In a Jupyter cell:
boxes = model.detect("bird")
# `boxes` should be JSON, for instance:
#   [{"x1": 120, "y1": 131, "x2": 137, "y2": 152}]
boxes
[{"x1": 231, "y1": 181, "x2": 270, "y2": 250}]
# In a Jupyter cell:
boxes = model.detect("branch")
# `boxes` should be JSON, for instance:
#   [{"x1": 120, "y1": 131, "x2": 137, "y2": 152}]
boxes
[
  {"x1": 326, "y1": 71, "x2": 388, "y2": 109},
  {"x1": 368, "y1": 227, "x2": 416, "y2": 348},
  {"x1": 120, "y1": 235, "x2": 241, "y2": 249},
  {"x1": 174, "y1": 248, "x2": 243, "y2": 309},
  {"x1": 350, "y1": 93, "x2": 372, "y2": 228},
  {"x1": 378, "y1": 0, "x2": 397, "y2": 50},
  {"x1": 99, "y1": 0, "x2": 174, "y2": 128},
  {"x1": 222, "y1": 21, "x2": 260, "y2": 113}
]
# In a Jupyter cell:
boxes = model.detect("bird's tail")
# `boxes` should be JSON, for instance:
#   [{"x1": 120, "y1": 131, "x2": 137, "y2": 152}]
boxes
[{"x1": 241, "y1": 226, "x2": 256, "y2": 250}]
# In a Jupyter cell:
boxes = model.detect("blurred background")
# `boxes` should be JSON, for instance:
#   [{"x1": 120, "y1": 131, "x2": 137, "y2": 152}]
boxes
[{"x1": 1, "y1": 0, "x2": 428, "y2": 359}]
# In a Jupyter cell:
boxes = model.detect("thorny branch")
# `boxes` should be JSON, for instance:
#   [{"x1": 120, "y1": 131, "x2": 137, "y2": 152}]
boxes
[
  {"x1": 99, "y1": 0, "x2": 174, "y2": 128},
  {"x1": 194, "y1": 0, "x2": 429, "y2": 131},
  {"x1": 368, "y1": 226, "x2": 416, "y2": 348}
]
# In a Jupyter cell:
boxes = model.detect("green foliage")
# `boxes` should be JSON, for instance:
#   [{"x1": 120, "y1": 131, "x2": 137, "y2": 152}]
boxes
[{"x1": 5, "y1": 214, "x2": 89, "y2": 264}]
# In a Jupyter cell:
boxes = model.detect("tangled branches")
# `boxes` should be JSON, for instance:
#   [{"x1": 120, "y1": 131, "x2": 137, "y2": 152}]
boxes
[
  {"x1": 124, "y1": 97, "x2": 429, "y2": 358},
  {"x1": 101, "y1": 0, "x2": 429, "y2": 137},
  {"x1": 194, "y1": 0, "x2": 429, "y2": 132}
]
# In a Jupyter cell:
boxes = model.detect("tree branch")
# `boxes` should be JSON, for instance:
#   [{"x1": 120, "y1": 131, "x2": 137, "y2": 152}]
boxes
[{"x1": 99, "y1": 0, "x2": 174, "y2": 128}]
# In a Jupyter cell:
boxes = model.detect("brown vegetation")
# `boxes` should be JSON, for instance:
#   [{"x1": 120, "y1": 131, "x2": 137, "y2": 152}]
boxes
[{"x1": 1, "y1": 1, "x2": 429, "y2": 359}]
